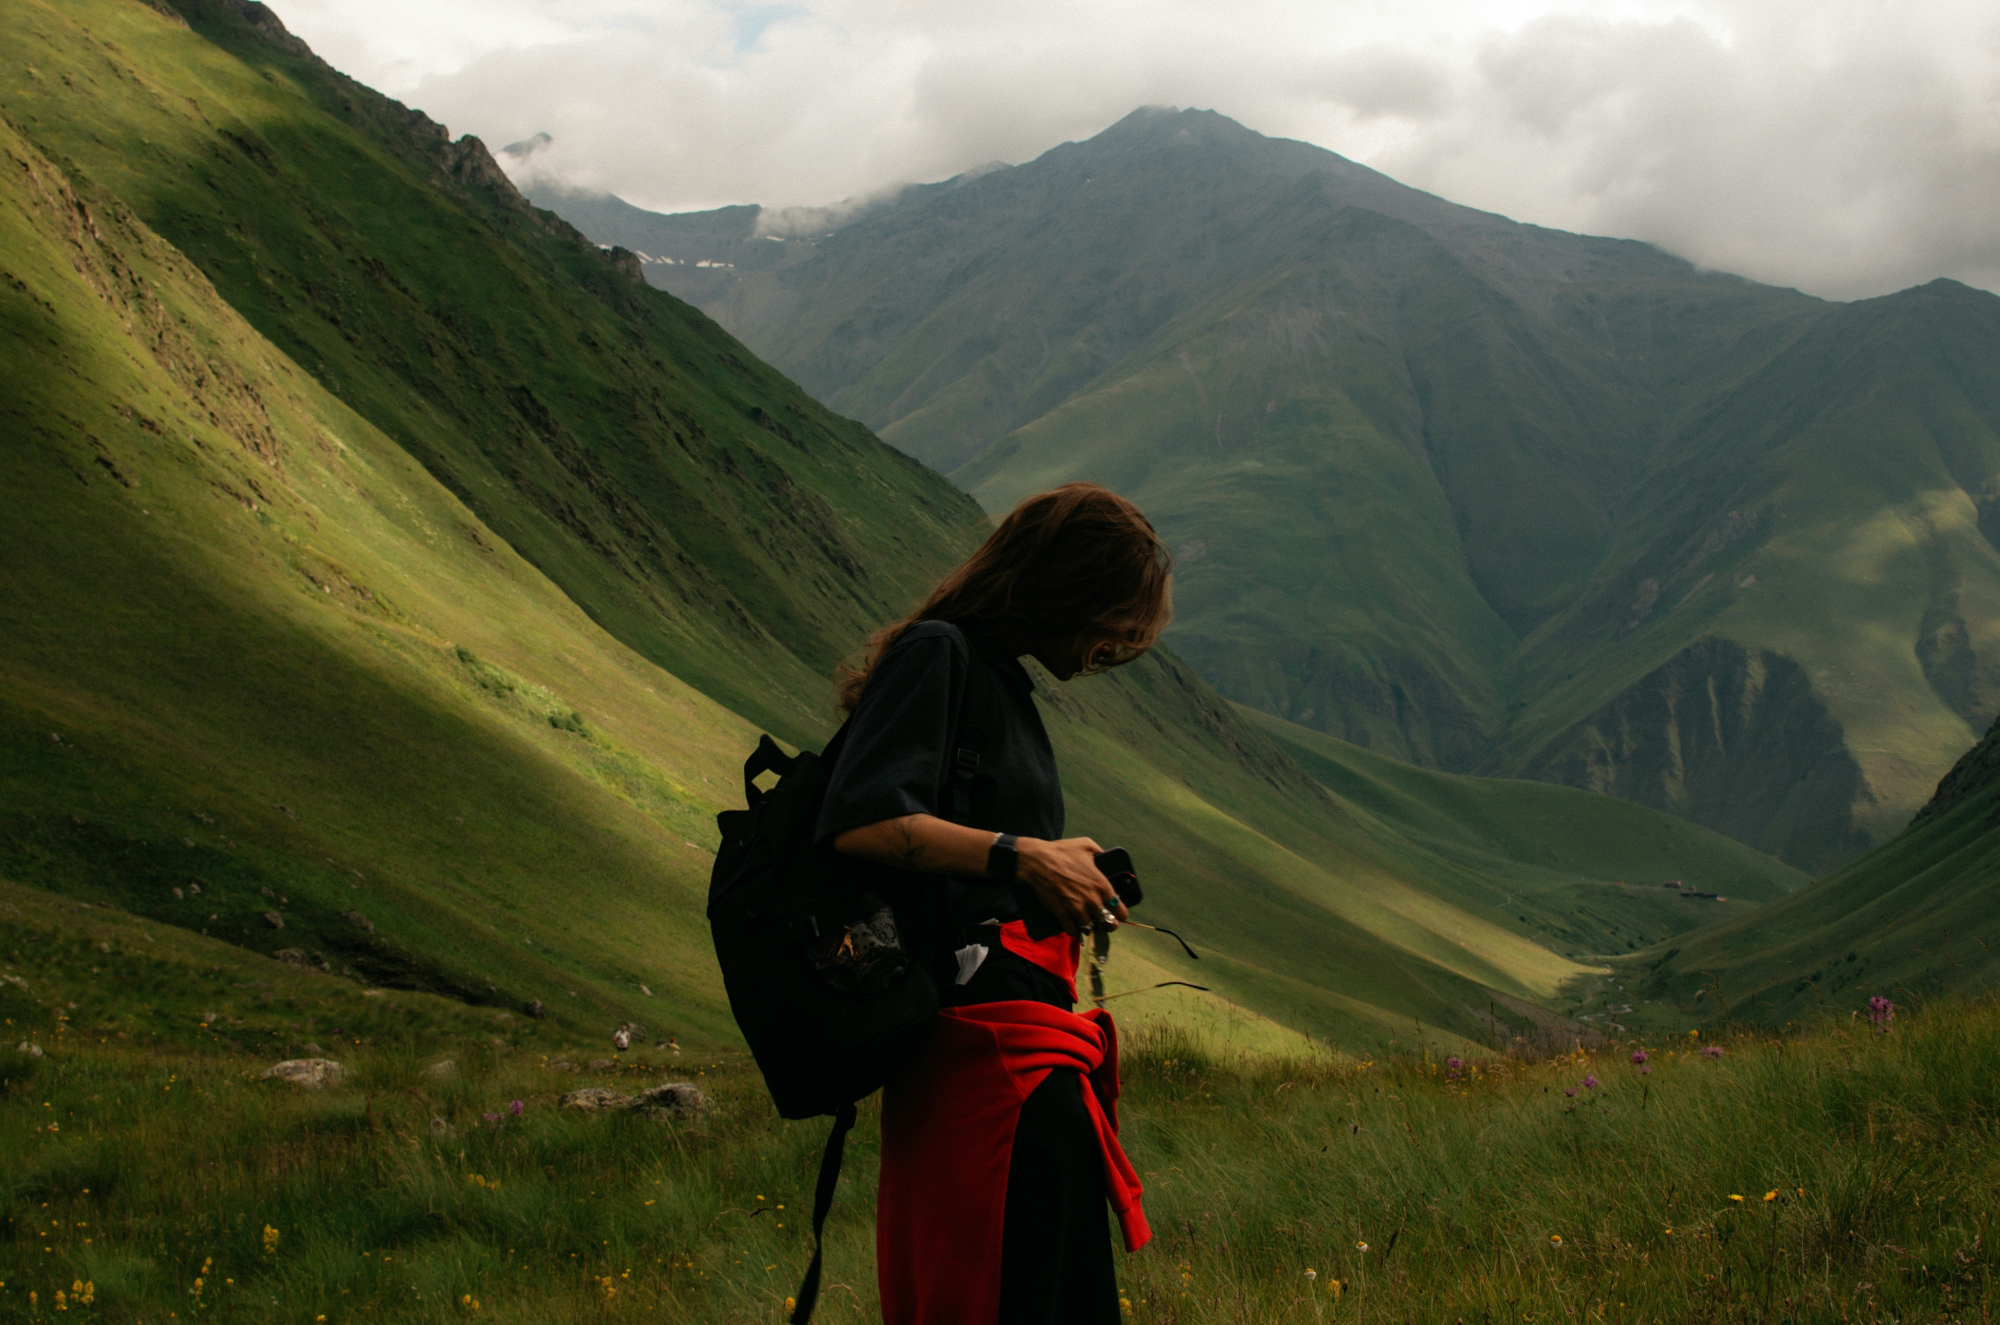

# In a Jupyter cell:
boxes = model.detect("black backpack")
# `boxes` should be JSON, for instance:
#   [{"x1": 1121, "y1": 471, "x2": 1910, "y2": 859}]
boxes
[
  {"x1": 708, "y1": 725, "x2": 942, "y2": 1121},
  {"x1": 708, "y1": 666, "x2": 991, "y2": 1322}
]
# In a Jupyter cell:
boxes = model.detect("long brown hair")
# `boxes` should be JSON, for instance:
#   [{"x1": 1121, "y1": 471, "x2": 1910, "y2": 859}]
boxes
[{"x1": 838, "y1": 483, "x2": 1173, "y2": 711}]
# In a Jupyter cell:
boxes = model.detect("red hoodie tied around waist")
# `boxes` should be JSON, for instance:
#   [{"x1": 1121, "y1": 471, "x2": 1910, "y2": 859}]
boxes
[{"x1": 877, "y1": 999, "x2": 1151, "y2": 1325}]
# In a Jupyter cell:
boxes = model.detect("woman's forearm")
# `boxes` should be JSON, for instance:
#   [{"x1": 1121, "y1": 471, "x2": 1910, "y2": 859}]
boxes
[
  {"x1": 832, "y1": 815, "x2": 1130, "y2": 934},
  {"x1": 833, "y1": 814, "x2": 995, "y2": 875}
]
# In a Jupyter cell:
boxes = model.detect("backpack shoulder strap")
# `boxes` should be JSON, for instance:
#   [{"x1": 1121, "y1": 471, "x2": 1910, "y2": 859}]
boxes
[
  {"x1": 940, "y1": 628, "x2": 1002, "y2": 826},
  {"x1": 789, "y1": 1102, "x2": 857, "y2": 1323}
]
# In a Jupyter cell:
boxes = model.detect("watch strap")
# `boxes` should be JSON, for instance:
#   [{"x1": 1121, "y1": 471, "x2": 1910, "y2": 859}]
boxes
[{"x1": 986, "y1": 832, "x2": 1020, "y2": 880}]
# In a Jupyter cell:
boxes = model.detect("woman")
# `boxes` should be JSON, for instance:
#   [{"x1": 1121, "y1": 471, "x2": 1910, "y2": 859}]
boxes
[{"x1": 815, "y1": 482, "x2": 1172, "y2": 1325}]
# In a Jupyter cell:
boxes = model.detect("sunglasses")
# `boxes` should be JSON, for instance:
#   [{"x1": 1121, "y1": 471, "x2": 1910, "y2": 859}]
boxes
[{"x1": 1084, "y1": 912, "x2": 1205, "y2": 1008}]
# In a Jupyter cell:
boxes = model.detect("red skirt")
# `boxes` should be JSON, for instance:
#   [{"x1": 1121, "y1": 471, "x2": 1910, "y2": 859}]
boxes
[{"x1": 877, "y1": 1000, "x2": 1150, "y2": 1325}]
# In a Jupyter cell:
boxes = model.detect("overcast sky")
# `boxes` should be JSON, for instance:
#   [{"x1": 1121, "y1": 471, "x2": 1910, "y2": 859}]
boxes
[{"x1": 277, "y1": 0, "x2": 2000, "y2": 301}]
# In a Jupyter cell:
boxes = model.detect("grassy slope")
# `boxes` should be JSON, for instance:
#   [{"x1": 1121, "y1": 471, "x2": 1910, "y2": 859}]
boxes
[
  {"x1": 590, "y1": 109, "x2": 2000, "y2": 873},
  {"x1": 1630, "y1": 713, "x2": 2000, "y2": 1029},
  {"x1": 6, "y1": 895, "x2": 1998, "y2": 1323},
  {"x1": 1242, "y1": 708, "x2": 1808, "y2": 960},
  {"x1": 0, "y1": 95, "x2": 766, "y2": 1043},
  {"x1": 11, "y1": 0, "x2": 989, "y2": 749}
]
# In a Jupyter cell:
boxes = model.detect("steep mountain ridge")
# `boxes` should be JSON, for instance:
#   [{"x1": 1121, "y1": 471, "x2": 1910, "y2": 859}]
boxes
[
  {"x1": 56, "y1": 0, "x2": 991, "y2": 748},
  {"x1": 543, "y1": 110, "x2": 2000, "y2": 870}
]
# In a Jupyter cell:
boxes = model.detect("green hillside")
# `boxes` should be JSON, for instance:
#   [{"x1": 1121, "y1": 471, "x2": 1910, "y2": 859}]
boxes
[
  {"x1": 1242, "y1": 708, "x2": 1808, "y2": 961},
  {"x1": 15, "y1": 0, "x2": 988, "y2": 750},
  {"x1": 1630, "y1": 711, "x2": 2000, "y2": 1028},
  {"x1": 558, "y1": 110, "x2": 2000, "y2": 873}
]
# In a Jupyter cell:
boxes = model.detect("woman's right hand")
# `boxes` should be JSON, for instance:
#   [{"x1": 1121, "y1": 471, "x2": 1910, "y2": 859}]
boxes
[{"x1": 1017, "y1": 836, "x2": 1129, "y2": 935}]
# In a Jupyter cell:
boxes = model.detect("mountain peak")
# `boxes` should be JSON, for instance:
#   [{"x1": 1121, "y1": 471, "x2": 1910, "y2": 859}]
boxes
[{"x1": 1089, "y1": 105, "x2": 1301, "y2": 156}]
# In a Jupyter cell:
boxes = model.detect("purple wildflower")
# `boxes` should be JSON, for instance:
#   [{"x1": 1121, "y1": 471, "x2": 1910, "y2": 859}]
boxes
[
  {"x1": 1446, "y1": 1056, "x2": 1463, "y2": 1079},
  {"x1": 1631, "y1": 1049, "x2": 1648, "y2": 1066},
  {"x1": 1868, "y1": 996, "x2": 1895, "y2": 1033},
  {"x1": 509, "y1": 1099, "x2": 525, "y2": 1116},
  {"x1": 482, "y1": 1111, "x2": 501, "y2": 1125},
  {"x1": 1701, "y1": 1044, "x2": 1725, "y2": 1060},
  {"x1": 1563, "y1": 1087, "x2": 1577, "y2": 1098},
  {"x1": 1582, "y1": 1074, "x2": 1599, "y2": 1090}
]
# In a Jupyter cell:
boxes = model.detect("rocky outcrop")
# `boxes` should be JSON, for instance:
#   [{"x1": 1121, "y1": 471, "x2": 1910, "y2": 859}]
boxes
[{"x1": 1518, "y1": 637, "x2": 1874, "y2": 873}]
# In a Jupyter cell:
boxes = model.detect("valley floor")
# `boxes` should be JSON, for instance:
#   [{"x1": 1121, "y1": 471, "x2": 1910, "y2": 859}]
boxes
[{"x1": 5, "y1": 898, "x2": 1995, "y2": 1325}]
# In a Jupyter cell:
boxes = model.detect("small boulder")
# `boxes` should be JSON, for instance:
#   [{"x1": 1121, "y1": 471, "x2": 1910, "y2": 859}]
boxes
[
  {"x1": 559, "y1": 1086, "x2": 629, "y2": 1112},
  {"x1": 16, "y1": 1041, "x2": 44, "y2": 1058},
  {"x1": 524, "y1": 999, "x2": 547, "y2": 1019},
  {"x1": 272, "y1": 949, "x2": 309, "y2": 967},
  {"x1": 428, "y1": 1115, "x2": 455, "y2": 1139},
  {"x1": 263, "y1": 911, "x2": 285, "y2": 930},
  {"x1": 301, "y1": 1042, "x2": 324, "y2": 1055},
  {"x1": 423, "y1": 1059, "x2": 458, "y2": 1079},
  {"x1": 630, "y1": 1082, "x2": 712, "y2": 1118},
  {"x1": 343, "y1": 909, "x2": 374, "y2": 933},
  {"x1": 262, "y1": 1058, "x2": 346, "y2": 1088},
  {"x1": 588, "y1": 1057, "x2": 614, "y2": 1071}
]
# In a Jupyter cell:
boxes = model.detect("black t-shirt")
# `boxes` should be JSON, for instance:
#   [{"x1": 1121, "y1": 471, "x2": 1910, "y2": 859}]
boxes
[{"x1": 816, "y1": 620, "x2": 1072, "y2": 1007}]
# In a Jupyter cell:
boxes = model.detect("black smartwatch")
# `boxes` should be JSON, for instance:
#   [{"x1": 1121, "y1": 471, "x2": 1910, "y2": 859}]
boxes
[{"x1": 986, "y1": 832, "x2": 1020, "y2": 880}]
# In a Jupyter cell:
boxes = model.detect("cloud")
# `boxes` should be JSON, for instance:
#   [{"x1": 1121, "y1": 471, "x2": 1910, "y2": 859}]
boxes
[{"x1": 273, "y1": 0, "x2": 2000, "y2": 300}]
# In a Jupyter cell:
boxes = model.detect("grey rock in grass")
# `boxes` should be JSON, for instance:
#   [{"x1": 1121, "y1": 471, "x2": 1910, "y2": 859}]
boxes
[
  {"x1": 263, "y1": 911, "x2": 284, "y2": 929},
  {"x1": 343, "y1": 909, "x2": 374, "y2": 933},
  {"x1": 262, "y1": 1058, "x2": 346, "y2": 1088},
  {"x1": 424, "y1": 1059, "x2": 458, "y2": 1078},
  {"x1": 15, "y1": 1041, "x2": 44, "y2": 1058},
  {"x1": 588, "y1": 1057, "x2": 614, "y2": 1070},
  {"x1": 525, "y1": 999, "x2": 547, "y2": 1019},
  {"x1": 429, "y1": 1115, "x2": 455, "y2": 1139},
  {"x1": 302, "y1": 1043, "x2": 323, "y2": 1054},
  {"x1": 630, "y1": 1082, "x2": 712, "y2": 1118},
  {"x1": 558, "y1": 1081, "x2": 712, "y2": 1120}
]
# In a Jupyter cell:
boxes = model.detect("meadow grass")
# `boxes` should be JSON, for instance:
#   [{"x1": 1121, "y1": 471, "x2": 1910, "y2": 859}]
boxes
[{"x1": 5, "y1": 992, "x2": 1996, "y2": 1323}]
